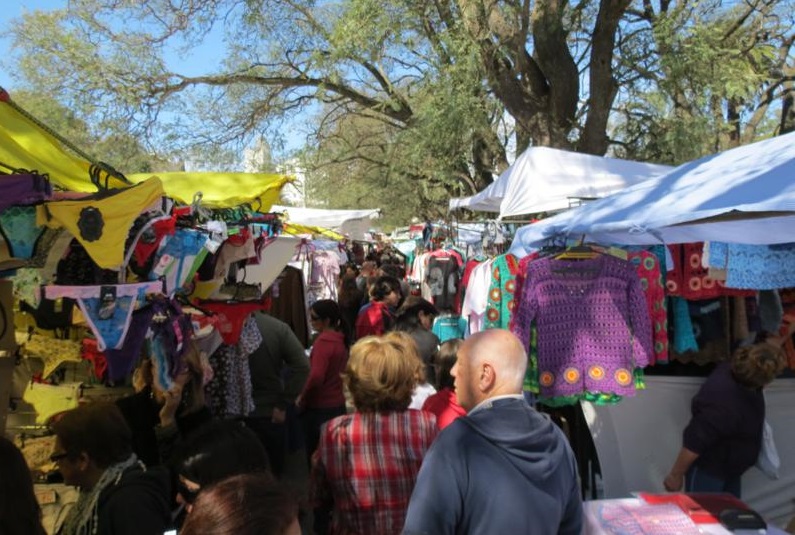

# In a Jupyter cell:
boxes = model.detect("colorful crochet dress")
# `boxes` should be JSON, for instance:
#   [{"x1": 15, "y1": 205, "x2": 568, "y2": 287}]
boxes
[{"x1": 510, "y1": 255, "x2": 653, "y2": 399}]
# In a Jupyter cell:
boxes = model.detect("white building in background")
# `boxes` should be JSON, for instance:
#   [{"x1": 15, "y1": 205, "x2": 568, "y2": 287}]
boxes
[{"x1": 277, "y1": 157, "x2": 307, "y2": 207}]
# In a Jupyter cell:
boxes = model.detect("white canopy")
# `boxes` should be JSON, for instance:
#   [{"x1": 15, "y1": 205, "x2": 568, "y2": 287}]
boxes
[
  {"x1": 448, "y1": 147, "x2": 672, "y2": 217},
  {"x1": 271, "y1": 205, "x2": 380, "y2": 230},
  {"x1": 448, "y1": 173, "x2": 510, "y2": 212},
  {"x1": 524, "y1": 131, "x2": 795, "y2": 246}
]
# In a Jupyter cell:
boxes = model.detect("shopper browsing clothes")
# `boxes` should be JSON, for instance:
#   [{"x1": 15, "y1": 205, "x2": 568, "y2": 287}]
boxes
[
  {"x1": 50, "y1": 403, "x2": 171, "y2": 535},
  {"x1": 664, "y1": 341, "x2": 785, "y2": 497}
]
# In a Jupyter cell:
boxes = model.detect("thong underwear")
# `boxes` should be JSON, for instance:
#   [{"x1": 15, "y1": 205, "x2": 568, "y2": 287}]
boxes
[
  {"x1": 104, "y1": 305, "x2": 155, "y2": 381},
  {"x1": 126, "y1": 213, "x2": 176, "y2": 269},
  {"x1": 151, "y1": 228, "x2": 209, "y2": 295},
  {"x1": 199, "y1": 301, "x2": 267, "y2": 345},
  {"x1": 21, "y1": 333, "x2": 84, "y2": 378},
  {"x1": 148, "y1": 299, "x2": 194, "y2": 392},
  {"x1": 81, "y1": 338, "x2": 108, "y2": 382},
  {"x1": 0, "y1": 205, "x2": 46, "y2": 259},
  {"x1": 37, "y1": 177, "x2": 165, "y2": 269},
  {"x1": 0, "y1": 174, "x2": 52, "y2": 213},
  {"x1": 44, "y1": 281, "x2": 163, "y2": 351},
  {"x1": 23, "y1": 382, "x2": 81, "y2": 424}
]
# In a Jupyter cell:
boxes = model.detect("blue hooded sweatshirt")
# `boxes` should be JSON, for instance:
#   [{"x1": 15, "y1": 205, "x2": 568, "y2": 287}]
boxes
[{"x1": 403, "y1": 397, "x2": 582, "y2": 535}]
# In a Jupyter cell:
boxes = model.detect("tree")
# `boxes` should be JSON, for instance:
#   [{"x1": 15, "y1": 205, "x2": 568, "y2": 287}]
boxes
[{"x1": 5, "y1": 0, "x2": 793, "y2": 217}]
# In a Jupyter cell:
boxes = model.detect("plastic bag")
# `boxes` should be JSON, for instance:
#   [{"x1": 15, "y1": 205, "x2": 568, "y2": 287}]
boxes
[{"x1": 755, "y1": 419, "x2": 780, "y2": 479}]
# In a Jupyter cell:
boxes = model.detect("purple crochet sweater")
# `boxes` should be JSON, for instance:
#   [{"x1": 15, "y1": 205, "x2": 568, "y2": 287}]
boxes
[{"x1": 511, "y1": 255, "x2": 653, "y2": 398}]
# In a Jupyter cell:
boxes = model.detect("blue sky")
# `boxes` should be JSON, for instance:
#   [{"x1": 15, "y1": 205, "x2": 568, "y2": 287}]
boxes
[{"x1": 0, "y1": 0, "x2": 306, "y2": 158}]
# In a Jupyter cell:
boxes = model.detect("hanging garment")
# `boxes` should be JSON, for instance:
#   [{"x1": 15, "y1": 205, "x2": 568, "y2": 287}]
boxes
[
  {"x1": 432, "y1": 314, "x2": 468, "y2": 343},
  {"x1": 44, "y1": 281, "x2": 162, "y2": 351},
  {"x1": 81, "y1": 338, "x2": 109, "y2": 382},
  {"x1": 199, "y1": 301, "x2": 268, "y2": 345},
  {"x1": 104, "y1": 305, "x2": 155, "y2": 382},
  {"x1": 0, "y1": 173, "x2": 52, "y2": 212},
  {"x1": 21, "y1": 333, "x2": 83, "y2": 378},
  {"x1": 665, "y1": 243, "x2": 754, "y2": 299},
  {"x1": 204, "y1": 315, "x2": 260, "y2": 418},
  {"x1": 461, "y1": 259, "x2": 493, "y2": 335},
  {"x1": 308, "y1": 251, "x2": 341, "y2": 302},
  {"x1": 707, "y1": 242, "x2": 795, "y2": 290},
  {"x1": 484, "y1": 253, "x2": 520, "y2": 330},
  {"x1": 627, "y1": 250, "x2": 668, "y2": 365},
  {"x1": 511, "y1": 255, "x2": 653, "y2": 399},
  {"x1": 425, "y1": 252, "x2": 461, "y2": 312},
  {"x1": 213, "y1": 228, "x2": 256, "y2": 280},
  {"x1": 0, "y1": 205, "x2": 45, "y2": 259},
  {"x1": 23, "y1": 382, "x2": 81, "y2": 424},
  {"x1": 125, "y1": 213, "x2": 176, "y2": 275},
  {"x1": 150, "y1": 228, "x2": 209, "y2": 295},
  {"x1": 148, "y1": 298, "x2": 194, "y2": 392},
  {"x1": 264, "y1": 265, "x2": 310, "y2": 347},
  {"x1": 37, "y1": 177, "x2": 165, "y2": 269}
]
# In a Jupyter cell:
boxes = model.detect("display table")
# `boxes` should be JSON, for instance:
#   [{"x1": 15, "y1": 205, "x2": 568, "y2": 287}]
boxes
[{"x1": 584, "y1": 497, "x2": 789, "y2": 535}]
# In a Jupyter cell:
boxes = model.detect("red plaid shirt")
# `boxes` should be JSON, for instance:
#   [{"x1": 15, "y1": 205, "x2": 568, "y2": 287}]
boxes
[{"x1": 312, "y1": 410, "x2": 438, "y2": 535}]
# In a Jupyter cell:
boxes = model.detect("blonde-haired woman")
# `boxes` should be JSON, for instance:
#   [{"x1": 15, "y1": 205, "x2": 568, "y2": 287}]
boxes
[
  {"x1": 311, "y1": 332, "x2": 437, "y2": 535},
  {"x1": 664, "y1": 342, "x2": 785, "y2": 498}
]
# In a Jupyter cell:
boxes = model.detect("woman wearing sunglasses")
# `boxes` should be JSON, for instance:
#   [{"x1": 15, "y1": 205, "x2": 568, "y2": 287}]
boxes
[{"x1": 297, "y1": 299, "x2": 350, "y2": 463}]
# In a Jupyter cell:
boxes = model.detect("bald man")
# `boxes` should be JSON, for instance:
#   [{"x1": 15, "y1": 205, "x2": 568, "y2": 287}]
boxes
[{"x1": 403, "y1": 330, "x2": 582, "y2": 535}]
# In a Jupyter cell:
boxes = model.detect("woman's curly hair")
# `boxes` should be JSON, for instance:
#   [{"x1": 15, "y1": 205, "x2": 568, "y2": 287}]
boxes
[{"x1": 344, "y1": 332, "x2": 425, "y2": 412}]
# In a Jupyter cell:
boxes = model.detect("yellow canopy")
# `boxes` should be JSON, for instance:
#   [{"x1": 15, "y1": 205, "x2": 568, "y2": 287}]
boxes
[
  {"x1": 128, "y1": 172, "x2": 294, "y2": 210},
  {"x1": 283, "y1": 222, "x2": 345, "y2": 241},
  {"x1": 0, "y1": 91, "x2": 128, "y2": 191}
]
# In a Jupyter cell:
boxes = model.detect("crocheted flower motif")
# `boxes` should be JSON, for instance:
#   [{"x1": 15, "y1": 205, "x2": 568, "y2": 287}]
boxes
[
  {"x1": 77, "y1": 206, "x2": 104, "y2": 242},
  {"x1": 489, "y1": 288, "x2": 501, "y2": 302},
  {"x1": 666, "y1": 280, "x2": 678, "y2": 294},
  {"x1": 486, "y1": 307, "x2": 499, "y2": 322},
  {"x1": 588, "y1": 365, "x2": 605, "y2": 381},
  {"x1": 703, "y1": 277, "x2": 715, "y2": 289},
  {"x1": 615, "y1": 368, "x2": 632, "y2": 386},
  {"x1": 689, "y1": 253, "x2": 701, "y2": 269},
  {"x1": 507, "y1": 299, "x2": 516, "y2": 312},
  {"x1": 563, "y1": 368, "x2": 580, "y2": 384},
  {"x1": 539, "y1": 371, "x2": 555, "y2": 387},
  {"x1": 643, "y1": 257, "x2": 656, "y2": 271},
  {"x1": 505, "y1": 279, "x2": 516, "y2": 294}
]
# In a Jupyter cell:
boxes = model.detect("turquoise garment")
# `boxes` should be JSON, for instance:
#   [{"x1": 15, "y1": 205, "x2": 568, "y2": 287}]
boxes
[
  {"x1": 484, "y1": 253, "x2": 520, "y2": 330},
  {"x1": 671, "y1": 296, "x2": 698, "y2": 353},
  {"x1": 432, "y1": 315, "x2": 468, "y2": 342}
]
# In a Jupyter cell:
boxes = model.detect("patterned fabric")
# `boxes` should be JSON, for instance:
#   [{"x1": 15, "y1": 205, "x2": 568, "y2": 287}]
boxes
[
  {"x1": 708, "y1": 241, "x2": 795, "y2": 290},
  {"x1": 665, "y1": 243, "x2": 754, "y2": 299},
  {"x1": 484, "y1": 253, "x2": 520, "y2": 330},
  {"x1": 312, "y1": 410, "x2": 437, "y2": 535},
  {"x1": 510, "y1": 255, "x2": 652, "y2": 398},
  {"x1": 19, "y1": 332, "x2": 83, "y2": 378},
  {"x1": 595, "y1": 502, "x2": 700, "y2": 534},
  {"x1": 627, "y1": 250, "x2": 668, "y2": 364},
  {"x1": 205, "y1": 314, "x2": 261, "y2": 418}
]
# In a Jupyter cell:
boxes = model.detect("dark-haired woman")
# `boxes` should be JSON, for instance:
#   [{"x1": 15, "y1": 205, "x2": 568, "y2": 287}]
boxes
[
  {"x1": 0, "y1": 437, "x2": 46, "y2": 535},
  {"x1": 180, "y1": 473, "x2": 299, "y2": 535},
  {"x1": 355, "y1": 275, "x2": 402, "y2": 339},
  {"x1": 664, "y1": 342, "x2": 785, "y2": 498},
  {"x1": 297, "y1": 299, "x2": 350, "y2": 462}
]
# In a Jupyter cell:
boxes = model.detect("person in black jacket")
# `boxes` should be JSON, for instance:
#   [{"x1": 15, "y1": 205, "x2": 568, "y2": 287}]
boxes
[
  {"x1": 664, "y1": 342, "x2": 785, "y2": 497},
  {"x1": 50, "y1": 402, "x2": 171, "y2": 535}
]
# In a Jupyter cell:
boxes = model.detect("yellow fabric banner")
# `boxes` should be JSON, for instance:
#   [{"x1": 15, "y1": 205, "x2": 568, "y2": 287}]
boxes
[
  {"x1": 128, "y1": 172, "x2": 294, "y2": 210},
  {"x1": 0, "y1": 95, "x2": 128, "y2": 191},
  {"x1": 283, "y1": 222, "x2": 345, "y2": 241}
]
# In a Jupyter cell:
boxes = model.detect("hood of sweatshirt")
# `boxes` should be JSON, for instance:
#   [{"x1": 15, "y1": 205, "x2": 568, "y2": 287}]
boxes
[{"x1": 460, "y1": 397, "x2": 570, "y2": 484}]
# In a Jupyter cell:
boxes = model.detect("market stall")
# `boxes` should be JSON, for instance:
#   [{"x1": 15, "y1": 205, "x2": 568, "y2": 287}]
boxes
[{"x1": 448, "y1": 146, "x2": 672, "y2": 218}]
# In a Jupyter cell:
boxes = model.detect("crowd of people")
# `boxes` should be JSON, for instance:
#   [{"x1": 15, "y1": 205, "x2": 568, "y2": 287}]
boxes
[{"x1": 1, "y1": 255, "x2": 785, "y2": 535}]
